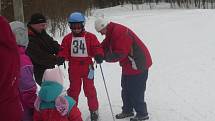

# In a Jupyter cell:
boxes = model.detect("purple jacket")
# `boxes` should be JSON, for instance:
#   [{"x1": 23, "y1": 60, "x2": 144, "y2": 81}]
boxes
[{"x1": 18, "y1": 46, "x2": 37, "y2": 121}]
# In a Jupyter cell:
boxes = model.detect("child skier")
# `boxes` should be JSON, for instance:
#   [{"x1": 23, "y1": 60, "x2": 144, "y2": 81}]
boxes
[
  {"x1": 58, "y1": 12, "x2": 104, "y2": 121},
  {"x1": 33, "y1": 67, "x2": 83, "y2": 121},
  {"x1": 10, "y1": 21, "x2": 37, "y2": 121}
]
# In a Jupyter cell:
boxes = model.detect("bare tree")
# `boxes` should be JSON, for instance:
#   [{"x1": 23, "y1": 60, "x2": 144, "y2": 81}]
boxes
[
  {"x1": 2, "y1": 0, "x2": 215, "y2": 36},
  {"x1": 12, "y1": 0, "x2": 24, "y2": 22},
  {"x1": 0, "y1": 0, "x2": 1, "y2": 15},
  {"x1": 211, "y1": 0, "x2": 214, "y2": 8}
]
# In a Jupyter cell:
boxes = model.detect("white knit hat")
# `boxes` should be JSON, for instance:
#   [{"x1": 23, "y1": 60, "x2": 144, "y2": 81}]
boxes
[
  {"x1": 10, "y1": 21, "x2": 29, "y2": 47},
  {"x1": 42, "y1": 67, "x2": 64, "y2": 85},
  {"x1": 94, "y1": 18, "x2": 109, "y2": 32}
]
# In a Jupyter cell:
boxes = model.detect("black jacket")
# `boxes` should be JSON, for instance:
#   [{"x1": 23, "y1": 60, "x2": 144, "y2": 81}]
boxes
[
  {"x1": 26, "y1": 26, "x2": 60, "y2": 69},
  {"x1": 26, "y1": 26, "x2": 61, "y2": 85}
]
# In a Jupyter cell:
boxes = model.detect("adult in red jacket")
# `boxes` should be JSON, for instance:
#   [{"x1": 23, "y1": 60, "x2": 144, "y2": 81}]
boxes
[
  {"x1": 95, "y1": 18, "x2": 152, "y2": 121},
  {"x1": 0, "y1": 16, "x2": 23, "y2": 121},
  {"x1": 58, "y1": 12, "x2": 104, "y2": 121}
]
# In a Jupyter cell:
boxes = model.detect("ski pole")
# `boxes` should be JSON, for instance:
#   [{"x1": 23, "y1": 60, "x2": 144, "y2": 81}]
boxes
[
  {"x1": 63, "y1": 62, "x2": 66, "y2": 69},
  {"x1": 99, "y1": 64, "x2": 115, "y2": 121}
]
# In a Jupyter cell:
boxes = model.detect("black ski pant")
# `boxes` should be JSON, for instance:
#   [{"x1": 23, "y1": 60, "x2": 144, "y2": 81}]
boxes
[
  {"x1": 121, "y1": 69, "x2": 148, "y2": 116},
  {"x1": 33, "y1": 66, "x2": 45, "y2": 86}
]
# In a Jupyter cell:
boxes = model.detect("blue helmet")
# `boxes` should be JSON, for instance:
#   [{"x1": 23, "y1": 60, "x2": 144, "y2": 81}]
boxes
[{"x1": 68, "y1": 12, "x2": 85, "y2": 23}]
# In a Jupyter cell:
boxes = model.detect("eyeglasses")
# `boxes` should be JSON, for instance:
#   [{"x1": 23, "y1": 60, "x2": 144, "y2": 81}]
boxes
[{"x1": 69, "y1": 23, "x2": 83, "y2": 30}]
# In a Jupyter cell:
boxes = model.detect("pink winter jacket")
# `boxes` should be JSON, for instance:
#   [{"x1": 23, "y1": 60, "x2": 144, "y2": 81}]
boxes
[{"x1": 18, "y1": 46, "x2": 37, "y2": 121}]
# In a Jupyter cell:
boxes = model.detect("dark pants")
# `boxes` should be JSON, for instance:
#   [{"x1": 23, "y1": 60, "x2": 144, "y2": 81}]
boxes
[
  {"x1": 34, "y1": 66, "x2": 45, "y2": 86},
  {"x1": 121, "y1": 70, "x2": 148, "y2": 116}
]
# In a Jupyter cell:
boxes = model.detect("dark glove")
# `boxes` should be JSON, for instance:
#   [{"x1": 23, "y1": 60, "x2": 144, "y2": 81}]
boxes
[
  {"x1": 56, "y1": 57, "x2": 65, "y2": 66},
  {"x1": 94, "y1": 55, "x2": 104, "y2": 64}
]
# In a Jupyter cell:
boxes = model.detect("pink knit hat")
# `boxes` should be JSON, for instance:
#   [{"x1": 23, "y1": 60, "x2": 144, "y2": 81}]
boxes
[{"x1": 42, "y1": 67, "x2": 64, "y2": 85}]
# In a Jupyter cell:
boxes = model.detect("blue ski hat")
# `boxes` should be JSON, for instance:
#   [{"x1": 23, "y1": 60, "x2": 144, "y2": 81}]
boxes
[{"x1": 68, "y1": 12, "x2": 85, "y2": 23}]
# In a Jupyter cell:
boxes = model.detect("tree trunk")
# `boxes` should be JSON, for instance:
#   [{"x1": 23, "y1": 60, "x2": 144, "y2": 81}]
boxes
[
  {"x1": 13, "y1": 0, "x2": 24, "y2": 22},
  {"x1": 0, "y1": 0, "x2": 1, "y2": 15}
]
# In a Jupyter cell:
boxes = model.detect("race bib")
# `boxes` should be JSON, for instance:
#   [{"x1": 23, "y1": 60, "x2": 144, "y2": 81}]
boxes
[{"x1": 71, "y1": 37, "x2": 88, "y2": 57}]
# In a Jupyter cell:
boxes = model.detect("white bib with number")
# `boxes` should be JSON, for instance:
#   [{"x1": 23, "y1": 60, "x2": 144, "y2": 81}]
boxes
[{"x1": 71, "y1": 37, "x2": 88, "y2": 57}]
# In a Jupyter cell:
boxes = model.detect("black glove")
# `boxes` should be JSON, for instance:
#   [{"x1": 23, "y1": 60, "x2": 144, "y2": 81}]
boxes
[
  {"x1": 94, "y1": 55, "x2": 104, "y2": 64},
  {"x1": 56, "y1": 57, "x2": 65, "y2": 66}
]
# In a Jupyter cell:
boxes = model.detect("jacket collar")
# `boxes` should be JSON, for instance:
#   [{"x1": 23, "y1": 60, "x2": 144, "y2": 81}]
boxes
[{"x1": 72, "y1": 30, "x2": 86, "y2": 37}]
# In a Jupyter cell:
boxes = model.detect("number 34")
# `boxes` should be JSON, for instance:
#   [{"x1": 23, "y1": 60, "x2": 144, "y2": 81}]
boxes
[{"x1": 72, "y1": 40, "x2": 86, "y2": 54}]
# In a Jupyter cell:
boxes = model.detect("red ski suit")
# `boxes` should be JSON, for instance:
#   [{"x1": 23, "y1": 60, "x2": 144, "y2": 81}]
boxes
[
  {"x1": 0, "y1": 16, "x2": 23, "y2": 121},
  {"x1": 58, "y1": 31, "x2": 103, "y2": 111}
]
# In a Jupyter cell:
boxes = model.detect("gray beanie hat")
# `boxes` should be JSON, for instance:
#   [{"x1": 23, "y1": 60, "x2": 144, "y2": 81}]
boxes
[
  {"x1": 10, "y1": 21, "x2": 29, "y2": 47},
  {"x1": 94, "y1": 18, "x2": 109, "y2": 32}
]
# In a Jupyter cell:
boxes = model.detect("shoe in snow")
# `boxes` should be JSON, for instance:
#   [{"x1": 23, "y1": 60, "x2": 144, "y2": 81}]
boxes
[
  {"x1": 90, "y1": 110, "x2": 99, "y2": 121},
  {"x1": 130, "y1": 115, "x2": 149, "y2": 121},
  {"x1": 115, "y1": 112, "x2": 134, "y2": 119}
]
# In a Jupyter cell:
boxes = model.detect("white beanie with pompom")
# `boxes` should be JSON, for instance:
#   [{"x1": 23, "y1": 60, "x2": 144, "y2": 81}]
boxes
[{"x1": 94, "y1": 18, "x2": 109, "y2": 32}]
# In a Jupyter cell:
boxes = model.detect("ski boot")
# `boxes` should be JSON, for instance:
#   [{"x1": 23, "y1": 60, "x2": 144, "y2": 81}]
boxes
[
  {"x1": 90, "y1": 110, "x2": 99, "y2": 121},
  {"x1": 130, "y1": 114, "x2": 149, "y2": 121},
  {"x1": 115, "y1": 112, "x2": 134, "y2": 119}
]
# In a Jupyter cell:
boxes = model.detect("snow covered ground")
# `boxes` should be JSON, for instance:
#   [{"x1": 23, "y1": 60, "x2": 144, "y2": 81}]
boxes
[{"x1": 57, "y1": 4, "x2": 215, "y2": 121}]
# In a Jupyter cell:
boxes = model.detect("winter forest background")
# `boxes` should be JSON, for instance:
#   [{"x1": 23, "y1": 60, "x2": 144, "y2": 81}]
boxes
[{"x1": 1, "y1": 0, "x2": 215, "y2": 36}]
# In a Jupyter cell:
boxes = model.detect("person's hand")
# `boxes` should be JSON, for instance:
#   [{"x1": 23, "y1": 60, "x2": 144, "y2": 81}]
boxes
[
  {"x1": 56, "y1": 57, "x2": 65, "y2": 66},
  {"x1": 94, "y1": 55, "x2": 104, "y2": 64}
]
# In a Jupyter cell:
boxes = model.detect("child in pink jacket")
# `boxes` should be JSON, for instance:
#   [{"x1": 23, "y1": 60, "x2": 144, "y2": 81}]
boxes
[{"x1": 10, "y1": 21, "x2": 37, "y2": 121}]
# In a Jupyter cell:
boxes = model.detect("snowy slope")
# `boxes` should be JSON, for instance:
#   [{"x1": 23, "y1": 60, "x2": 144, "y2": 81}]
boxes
[{"x1": 58, "y1": 5, "x2": 215, "y2": 121}]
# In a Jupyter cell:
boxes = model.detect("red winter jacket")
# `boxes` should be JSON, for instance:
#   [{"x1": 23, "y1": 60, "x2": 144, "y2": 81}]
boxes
[
  {"x1": 102, "y1": 22, "x2": 152, "y2": 75},
  {"x1": 58, "y1": 31, "x2": 103, "y2": 66},
  {"x1": 0, "y1": 16, "x2": 23, "y2": 121},
  {"x1": 33, "y1": 106, "x2": 82, "y2": 121}
]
